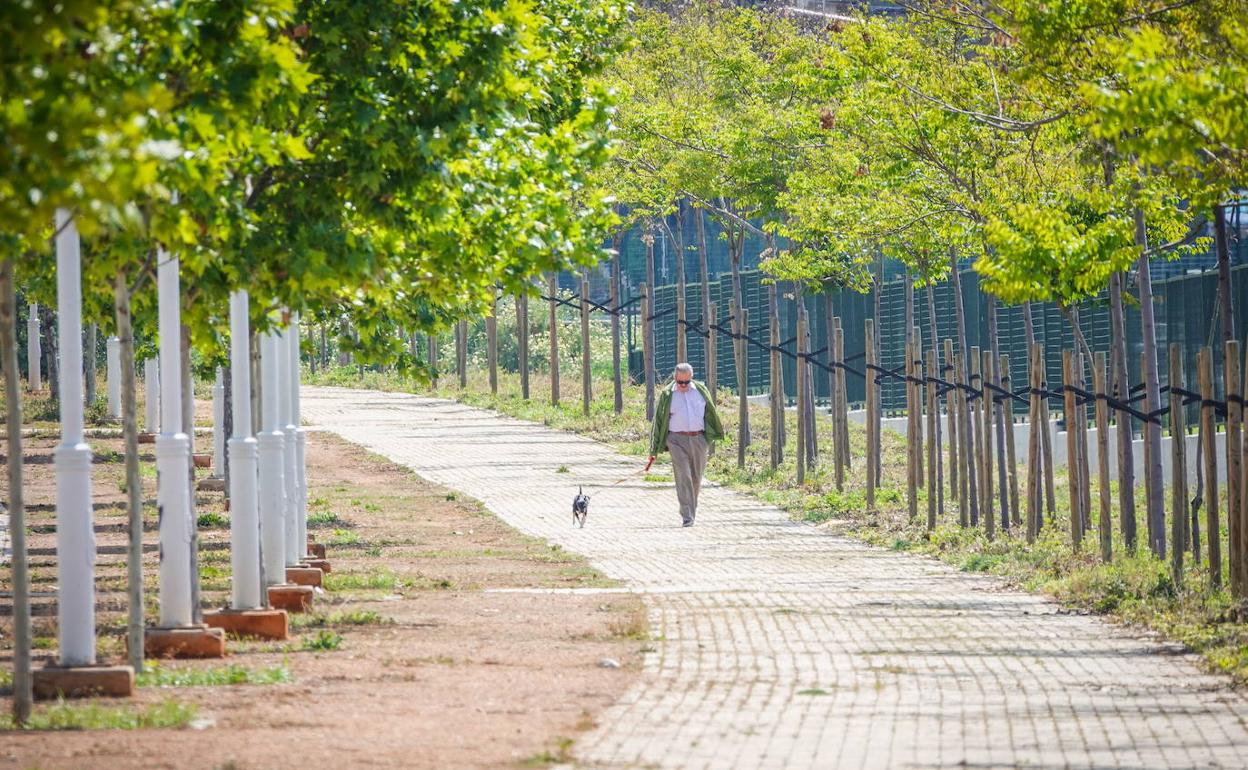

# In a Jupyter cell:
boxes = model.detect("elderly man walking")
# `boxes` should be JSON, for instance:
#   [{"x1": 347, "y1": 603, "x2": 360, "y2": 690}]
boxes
[{"x1": 646, "y1": 363, "x2": 724, "y2": 527}]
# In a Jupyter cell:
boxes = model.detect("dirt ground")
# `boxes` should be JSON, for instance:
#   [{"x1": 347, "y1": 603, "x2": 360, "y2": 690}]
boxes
[{"x1": 0, "y1": 407, "x2": 645, "y2": 769}]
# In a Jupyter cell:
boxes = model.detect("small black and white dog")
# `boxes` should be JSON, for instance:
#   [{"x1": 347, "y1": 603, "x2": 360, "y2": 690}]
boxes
[{"x1": 572, "y1": 486, "x2": 590, "y2": 528}]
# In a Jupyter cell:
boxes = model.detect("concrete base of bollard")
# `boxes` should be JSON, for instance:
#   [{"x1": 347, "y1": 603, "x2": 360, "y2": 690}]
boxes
[
  {"x1": 285, "y1": 566, "x2": 323, "y2": 588},
  {"x1": 33, "y1": 664, "x2": 135, "y2": 700},
  {"x1": 203, "y1": 608, "x2": 289, "y2": 640},
  {"x1": 268, "y1": 584, "x2": 315, "y2": 612},
  {"x1": 143, "y1": 625, "x2": 227, "y2": 659}
]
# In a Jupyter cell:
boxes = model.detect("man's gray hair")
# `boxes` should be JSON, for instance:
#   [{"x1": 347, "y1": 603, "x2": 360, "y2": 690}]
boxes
[{"x1": 674, "y1": 362, "x2": 694, "y2": 377}]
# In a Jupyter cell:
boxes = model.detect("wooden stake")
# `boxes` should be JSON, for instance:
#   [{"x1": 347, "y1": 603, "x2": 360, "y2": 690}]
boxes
[
  {"x1": 1001, "y1": 355, "x2": 1020, "y2": 529},
  {"x1": 456, "y1": 319, "x2": 467, "y2": 389},
  {"x1": 1095, "y1": 351, "x2": 1113, "y2": 563},
  {"x1": 769, "y1": 288, "x2": 782, "y2": 472},
  {"x1": 707, "y1": 303, "x2": 718, "y2": 401},
  {"x1": 926, "y1": 348, "x2": 938, "y2": 529},
  {"x1": 866, "y1": 318, "x2": 878, "y2": 513},
  {"x1": 1168, "y1": 345, "x2": 1185, "y2": 583},
  {"x1": 1026, "y1": 343, "x2": 1042, "y2": 543},
  {"x1": 641, "y1": 283, "x2": 653, "y2": 421},
  {"x1": 518, "y1": 290, "x2": 530, "y2": 400},
  {"x1": 833, "y1": 319, "x2": 846, "y2": 491},
  {"x1": 945, "y1": 338, "x2": 958, "y2": 503},
  {"x1": 1064, "y1": 350, "x2": 1082, "y2": 550},
  {"x1": 737, "y1": 305, "x2": 749, "y2": 469},
  {"x1": 955, "y1": 352, "x2": 969, "y2": 527},
  {"x1": 1199, "y1": 347, "x2": 1222, "y2": 586},
  {"x1": 486, "y1": 295, "x2": 498, "y2": 396},
  {"x1": 549, "y1": 273, "x2": 560, "y2": 406},
  {"x1": 797, "y1": 308, "x2": 808, "y2": 485},
  {"x1": 1226, "y1": 340, "x2": 1243, "y2": 596},
  {"x1": 581, "y1": 277, "x2": 592, "y2": 417},
  {"x1": 981, "y1": 349, "x2": 995, "y2": 537},
  {"x1": 906, "y1": 338, "x2": 918, "y2": 521},
  {"x1": 1039, "y1": 344, "x2": 1057, "y2": 517}
]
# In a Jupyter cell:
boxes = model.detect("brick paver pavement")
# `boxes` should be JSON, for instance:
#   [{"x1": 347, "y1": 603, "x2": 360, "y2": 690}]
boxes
[{"x1": 303, "y1": 387, "x2": 1248, "y2": 770}]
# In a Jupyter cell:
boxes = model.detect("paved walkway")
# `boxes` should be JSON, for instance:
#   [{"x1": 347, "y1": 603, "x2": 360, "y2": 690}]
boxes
[{"x1": 303, "y1": 387, "x2": 1248, "y2": 770}]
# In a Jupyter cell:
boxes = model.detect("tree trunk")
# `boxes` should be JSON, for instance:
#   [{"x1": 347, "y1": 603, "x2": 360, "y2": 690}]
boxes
[
  {"x1": 113, "y1": 272, "x2": 145, "y2": 673},
  {"x1": 85, "y1": 323, "x2": 98, "y2": 408},
  {"x1": 1135, "y1": 208, "x2": 1166, "y2": 558},
  {"x1": 1, "y1": 259, "x2": 33, "y2": 724},
  {"x1": 1108, "y1": 271, "x2": 1139, "y2": 550},
  {"x1": 1216, "y1": 204, "x2": 1234, "y2": 348},
  {"x1": 697, "y1": 208, "x2": 712, "y2": 393},
  {"x1": 41, "y1": 303, "x2": 59, "y2": 399}
]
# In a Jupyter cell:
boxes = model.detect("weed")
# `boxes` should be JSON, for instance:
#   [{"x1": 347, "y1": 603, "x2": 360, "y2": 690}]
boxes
[
  {"x1": 520, "y1": 736, "x2": 575, "y2": 767},
  {"x1": 556, "y1": 465, "x2": 570, "y2": 473},
  {"x1": 797, "y1": 688, "x2": 829, "y2": 696},
  {"x1": 301, "y1": 630, "x2": 343, "y2": 651},
  {"x1": 1, "y1": 699, "x2": 197, "y2": 731},
  {"x1": 137, "y1": 662, "x2": 291, "y2": 687},
  {"x1": 324, "y1": 568, "x2": 398, "y2": 592},
  {"x1": 197, "y1": 511, "x2": 229, "y2": 529},
  {"x1": 290, "y1": 610, "x2": 392, "y2": 630},
  {"x1": 307, "y1": 510, "x2": 347, "y2": 528}
]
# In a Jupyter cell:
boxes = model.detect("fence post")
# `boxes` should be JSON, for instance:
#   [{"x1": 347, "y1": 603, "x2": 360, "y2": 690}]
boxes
[
  {"x1": 1199, "y1": 347, "x2": 1221, "y2": 585},
  {"x1": 1001, "y1": 355, "x2": 1019, "y2": 529},
  {"x1": 797, "y1": 308, "x2": 807, "y2": 485},
  {"x1": 581, "y1": 277, "x2": 592, "y2": 417},
  {"x1": 1039, "y1": 344, "x2": 1057, "y2": 517},
  {"x1": 641, "y1": 283, "x2": 653, "y2": 421},
  {"x1": 865, "y1": 318, "x2": 877, "y2": 513},
  {"x1": 549, "y1": 273, "x2": 560, "y2": 406},
  {"x1": 1226, "y1": 340, "x2": 1243, "y2": 597},
  {"x1": 805, "y1": 307, "x2": 817, "y2": 467},
  {"x1": 1095, "y1": 351, "x2": 1113, "y2": 563},
  {"x1": 1063, "y1": 350, "x2": 1083, "y2": 550},
  {"x1": 487, "y1": 295, "x2": 498, "y2": 396},
  {"x1": 913, "y1": 327, "x2": 924, "y2": 487},
  {"x1": 610, "y1": 260, "x2": 622, "y2": 414},
  {"x1": 1168, "y1": 345, "x2": 1185, "y2": 583},
  {"x1": 518, "y1": 290, "x2": 530, "y2": 400}
]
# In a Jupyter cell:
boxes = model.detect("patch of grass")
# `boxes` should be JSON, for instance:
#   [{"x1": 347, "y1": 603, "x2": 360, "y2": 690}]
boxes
[
  {"x1": 606, "y1": 608, "x2": 649, "y2": 640},
  {"x1": 306, "y1": 510, "x2": 348, "y2": 528},
  {"x1": 327, "y1": 528, "x2": 362, "y2": 546},
  {"x1": 197, "y1": 511, "x2": 229, "y2": 529},
  {"x1": 797, "y1": 688, "x2": 829, "y2": 696},
  {"x1": 1, "y1": 699, "x2": 197, "y2": 731},
  {"x1": 642, "y1": 473, "x2": 672, "y2": 483},
  {"x1": 301, "y1": 630, "x2": 343, "y2": 652},
  {"x1": 556, "y1": 465, "x2": 570, "y2": 473},
  {"x1": 137, "y1": 662, "x2": 292, "y2": 688},
  {"x1": 290, "y1": 610, "x2": 392, "y2": 630},
  {"x1": 323, "y1": 568, "x2": 399, "y2": 592},
  {"x1": 444, "y1": 492, "x2": 457, "y2": 501},
  {"x1": 363, "y1": 502, "x2": 382, "y2": 513}
]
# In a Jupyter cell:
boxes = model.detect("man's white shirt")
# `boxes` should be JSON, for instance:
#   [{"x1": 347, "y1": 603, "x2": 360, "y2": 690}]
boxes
[{"x1": 669, "y1": 383, "x2": 706, "y2": 432}]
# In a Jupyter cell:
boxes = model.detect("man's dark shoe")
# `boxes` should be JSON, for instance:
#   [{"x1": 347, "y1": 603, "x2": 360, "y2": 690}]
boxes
[{"x1": 682, "y1": 520, "x2": 694, "y2": 527}]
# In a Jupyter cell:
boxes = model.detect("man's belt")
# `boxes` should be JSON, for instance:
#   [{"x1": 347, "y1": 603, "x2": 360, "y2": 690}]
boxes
[{"x1": 672, "y1": 430, "x2": 705, "y2": 436}]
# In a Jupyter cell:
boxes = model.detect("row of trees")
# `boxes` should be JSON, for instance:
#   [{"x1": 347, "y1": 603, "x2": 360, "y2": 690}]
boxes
[
  {"x1": 597, "y1": 0, "x2": 1248, "y2": 565},
  {"x1": 3, "y1": 0, "x2": 626, "y2": 724}
]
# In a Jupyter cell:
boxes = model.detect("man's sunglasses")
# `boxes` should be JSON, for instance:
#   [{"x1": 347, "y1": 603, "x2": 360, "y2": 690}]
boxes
[{"x1": 675, "y1": 379, "x2": 692, "y2": 386}]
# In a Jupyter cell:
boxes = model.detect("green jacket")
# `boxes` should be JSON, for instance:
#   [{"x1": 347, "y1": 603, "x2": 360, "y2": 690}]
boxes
[{"x1": 649, "y1": 380, "x2": 725, "y2": 456}]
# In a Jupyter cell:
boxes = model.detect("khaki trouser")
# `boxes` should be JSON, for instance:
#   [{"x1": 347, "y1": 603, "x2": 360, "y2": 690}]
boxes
[{"x1": 667, "y1": 432, "x2": 709, "y2": 525}]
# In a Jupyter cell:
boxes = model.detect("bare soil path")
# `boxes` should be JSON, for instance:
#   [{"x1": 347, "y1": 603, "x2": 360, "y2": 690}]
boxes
[
  {"x1": 302, "y1": 386, "x2": 1248, "y2": 770},
  {"x1": 2, "y1": 418, "x2": 643, "y2": 769}
]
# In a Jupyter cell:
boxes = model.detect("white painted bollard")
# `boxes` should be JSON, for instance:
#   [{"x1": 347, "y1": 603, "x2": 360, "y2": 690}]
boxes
[
  {"x1": 212, "y1": 368, "x2": 225, "y2": 477},
  {"x1": 52, "y1": 209, "x2": 96, "y2": 666},
  {"x1": 155, "y1": 250, "x2": 193, "y2": 628},
  {"x1": 280, "y1": 322, "x2": 300, "y2": 566},
  {"x1": 258, "y1": 330, "x2": 287, "y2": 586},
  {"x1": 228, "y1": 291, "x2": 262, "y2": 608},
  {"x1": 288, "y1": 314, "x2": 308, "y2": 558},
  {"x1": 106, "y1": 336, "x2": 121, "y2": 419},
  {"x1": 27, "y1": 303, "x2": 41, "y2": 391},
  {"x1": 144, "y1": 358, "x2": 159, "y2": 433}
]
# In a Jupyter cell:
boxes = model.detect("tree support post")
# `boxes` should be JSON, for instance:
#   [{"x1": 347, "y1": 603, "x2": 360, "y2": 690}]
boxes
[{"x1": 26, "y1": 302, "x2": 40, "y2": 391}]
